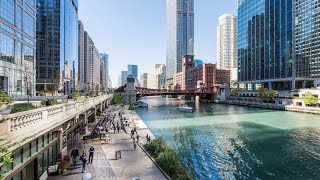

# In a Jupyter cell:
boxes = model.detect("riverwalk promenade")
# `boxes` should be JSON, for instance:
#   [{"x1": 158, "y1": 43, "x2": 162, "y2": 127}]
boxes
[{"x1": 48, "y1": 105, "x2": 166, "y2": 180}]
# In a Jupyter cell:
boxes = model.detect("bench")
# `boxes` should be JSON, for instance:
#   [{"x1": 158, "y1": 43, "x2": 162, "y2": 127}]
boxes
[{"x1": 47, "y1": 165, "x2": 58, "y2": 176}]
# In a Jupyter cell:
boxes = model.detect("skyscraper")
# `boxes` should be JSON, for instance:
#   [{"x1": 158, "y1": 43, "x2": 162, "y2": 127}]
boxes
[
  {"x1": 217, "y1": 14, "x2": 238, "y2": 81},
  {"x1": 36, "y1": 0, "x2": 78, "y2": 94},
  {"x1": 295, "y1": 0, "x2": 320, "y2": 88},
  {"x1": 121, "y1": 71, "x2": 128, "y2": 86},
  {"x1": 140, "y1": 73, "x2": 148, "y2": 88},
  {"x1": 128, "y1": 64, "x2": 138, "y2": 80},
  {"x1": 166, "y1": 0, "x2": 194, "y2": 85},
  {"x1": 84, "y1": 31, "x2": 100, "y2": 92},
  {"x1": 148, "y1": 64, "x2": 166, "y2": 89},
  {"x1": 0, "y1": 0, "x2": 36, "y2": 97},
  {"x1": 238, "y1": 0, "x2": 295, "y2": 90},
  {"x1": 100, "y1": 53, "x2": 109, "y2": 89},
  {"x1": 78, "y1": 20, "x2": 85, "y2": 90}
]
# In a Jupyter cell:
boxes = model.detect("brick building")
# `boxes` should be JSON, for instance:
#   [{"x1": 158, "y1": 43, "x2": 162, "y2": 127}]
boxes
[{"x1": 173, "y1": 55, "x2": 230, "y2": 90}]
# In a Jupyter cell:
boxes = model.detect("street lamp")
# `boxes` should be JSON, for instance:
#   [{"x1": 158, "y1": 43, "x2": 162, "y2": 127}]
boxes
[{"x1": 24, "y1": 75, "x2": 31, "y2": 104}]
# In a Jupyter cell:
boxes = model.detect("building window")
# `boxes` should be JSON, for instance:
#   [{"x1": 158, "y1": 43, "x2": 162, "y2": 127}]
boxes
[
  {"x1": 38, "y1": 136, "x2": 43, "y2": 150},
  {"x1": 24, "y1": 46, "x2": 34, "y2": 69},
  {"x1": 23, "y1": 143, "x2": 30, "y2": 161},
  {"x1": 0, "y1": 0, "x2": 15, "y2": 25},
  {"x1": 23, "y1": 12, "x2": 35, "y2": 37},
  {"x1": 17, "y1": 80, "x2": 22, "y2": 92},
  {"x1": 0, "y1": 33, "x2": 15, "y2": 63},
  {"x1": 16, "y1": 5, "x2": 23, "y2": 30},
  {"x1": 15, "y1": 41, "x2": 22, "y2": 65},
  {"x1": 13, "y1": 149, "x2": 22, "y2": 168},
  {"x1": 31, "y1": 139, "x2": 37, "y2": 155},
  {"x1": 13, "y1": 171, "x2": 22, "y2": 180}
]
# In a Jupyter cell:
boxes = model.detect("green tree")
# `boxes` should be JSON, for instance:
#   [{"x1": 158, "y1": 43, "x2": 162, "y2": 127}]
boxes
[
  {"x1": 0, "y1": 139, "x2": 13, "y2": 180},
  {"x1": 0, "y1": 90, "x2": 12, "y2": 105},
  {"x1": 257, "y1": 88, "x2": 278, "y2": 101},
  {"x1": 304, "y1": 92, "x2": 318, "y2": 106},
  {"x1": 112, "y1": 93, "x2": 124, "y2": 105}
]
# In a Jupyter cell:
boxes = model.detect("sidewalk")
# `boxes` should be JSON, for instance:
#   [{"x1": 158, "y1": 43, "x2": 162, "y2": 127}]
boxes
[
  {"x1": 48, "y1": 123, "x2": 117, "y2": 180},
  {"x1": 101, "y1": 106, "x2": 167, "y2": 180}
]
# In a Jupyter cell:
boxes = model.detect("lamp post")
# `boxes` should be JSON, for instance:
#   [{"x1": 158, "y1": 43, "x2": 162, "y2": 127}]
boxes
[{"x1": 24, "y1": 76, "x2": 30, "y2": 104}]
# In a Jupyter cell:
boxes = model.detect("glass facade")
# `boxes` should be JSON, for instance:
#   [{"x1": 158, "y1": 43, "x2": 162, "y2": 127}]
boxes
[
  {"x1": 128, "y1": 64, "x2": 138, "y2": 80},
  {"x1": 0, "y1": 0, "x2": 36, "y2": 97},
  {"x1": 166, "y1": 0, "x2": 194, "y2": 84},
  {"x1": 295, "y1": 0, "x2": 320, "y2": 78},
  {"x1": 36, "y1": 0, "x2": 78, "y2": 93},
  {"x1": 0, "y1": 132, "x2": 58, "y2": 179},
  {"x1": 238, "y1": 0, "x2": 294, "y2": 85}
]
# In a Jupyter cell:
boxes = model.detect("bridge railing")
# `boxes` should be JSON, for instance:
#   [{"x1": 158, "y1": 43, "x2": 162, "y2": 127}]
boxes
[{"x1": 0, "y1": 94, "x2": 112, "y2": 149}]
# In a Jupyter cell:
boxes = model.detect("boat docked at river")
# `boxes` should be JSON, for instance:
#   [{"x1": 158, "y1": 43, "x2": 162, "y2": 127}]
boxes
[
  {"x1": 134, "y1": 101, "x2": 148, "y2": 108},
  {"x1": 177, "y1": 104, "x2": 194, "y2": 112}
]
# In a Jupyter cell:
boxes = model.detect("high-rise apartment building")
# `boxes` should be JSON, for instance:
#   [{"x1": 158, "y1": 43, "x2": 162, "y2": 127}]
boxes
[
  {"x1": 78, "y1": 20, "x2": 85, "y2": 90},
  {"x1": 0, "y1": 0, "x2": 36, "y2": 97},
  {"x1": 36, "y1": 0, "x2": 78, "y2": 94},
  {"x1": 166, "y1": 0, "x2": 194, "y2": 85},
  {"x1": 83, "y1": 31, "x2": 100, "y2": 92},
  {"x1": 100, "y1": 53, "x2": 109, "y2": 89},
  {"x1": 148, "y1": 64, "x2": 166, "y2": 89},
  {"x1": 217, "y1": 14, "x2": 238, "y2": 81},
  {"x1": 140, "y1": 73, "x2": 148, "y2": 88},
  {"x1": 100, "y1": 58, "x2": 106, "y2": 92},
  {"x1": 128, "y1": 64, "x2": 138, "y2": 80}
]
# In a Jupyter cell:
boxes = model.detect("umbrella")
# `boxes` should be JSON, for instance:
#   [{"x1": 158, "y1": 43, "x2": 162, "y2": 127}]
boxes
[{"x1": 82, "y1": 173, "x2": 93, "y2": 180}]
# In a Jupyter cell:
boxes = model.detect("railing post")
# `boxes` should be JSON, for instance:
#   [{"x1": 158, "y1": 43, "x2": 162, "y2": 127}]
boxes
[{"x1": 42, "y1": 110, "x2": 48, "y2": 120}]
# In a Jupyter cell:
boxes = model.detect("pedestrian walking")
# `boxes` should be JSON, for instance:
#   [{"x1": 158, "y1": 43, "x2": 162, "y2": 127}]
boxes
[
  {"x1": 81, "y1": 155, "x2": 87, "y2": 173},
  {"x1": 146, "y1": 134, "x2": 149, "y2": 143},
  {"x1": 88, "y1": 146, "x2": 94, "y2": 164},
  {"x1": 131, "y1": 129, "x2": 134, "y2": 138},
  {"x1": 117, "y1": 124, "x2": 120, "y2": 133},
  {"x1": 133, "y1": 137, "x2": 136, "y2": 144},
  {"x1": 80, "y1": 151, "x2": 86, "y2": 160},
  {"x1": 71, "y1": 147, "x2": 79, "y2": 166},
  {"x1": 133, "y1": 142, "x2": 137, "y2": 150}
]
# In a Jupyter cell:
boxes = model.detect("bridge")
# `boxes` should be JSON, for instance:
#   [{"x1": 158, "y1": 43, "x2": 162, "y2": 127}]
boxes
[
  {"x1": 136, "y1": 86, "x2": 221, "y2": 95},
  {"x1": 135, "y1": 86, "x2": 225, "y2": 99}
]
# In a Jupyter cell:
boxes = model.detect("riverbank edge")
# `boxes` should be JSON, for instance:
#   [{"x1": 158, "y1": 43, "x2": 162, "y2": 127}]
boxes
[
  {"x1": 126, "y1": 109, "x2": 171, "y2": 180},
  {"x1": 128, "y1": 109, "x2": 191, "y2": 180},
  {"x1": 218, "y1": 100, "x2": 320, "y2": 115}
]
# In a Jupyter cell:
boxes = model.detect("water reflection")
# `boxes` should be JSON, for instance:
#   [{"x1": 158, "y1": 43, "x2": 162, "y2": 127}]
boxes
[{"x1": 136, "y1": 97, "x2": 320, "y2": 179}]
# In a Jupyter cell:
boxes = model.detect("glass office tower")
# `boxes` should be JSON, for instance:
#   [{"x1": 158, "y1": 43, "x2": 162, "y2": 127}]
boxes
[
  {"x1": 166, "y1": 0, "x2": 194, "y2": 86},
  {"x1": 128, "y1": 64, "x2": 138, "y2": 80},
  {"x1": 295, "y1": 0, "x2": 320, "y2": 88},
  {"x1": 238, "y1": 0, "x2": 295, "y2": 90},
  {"x1": 0, "y1": 0, "x2": 36, "y2": 97},
  {"x1": 36, "y1": 0, "x2": 78, "y2": 94}
]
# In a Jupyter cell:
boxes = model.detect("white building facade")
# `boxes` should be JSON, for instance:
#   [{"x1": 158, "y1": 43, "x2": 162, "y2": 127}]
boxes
[
  {"x1": 140, "y1": 73, "x2": 148, "y2": 88},
  {"x1": 148, "y1": 64, "x2": 166, "y2": 89},
  {"x1": 217, "y1": 14, "x2": 238, "y2": 81}
]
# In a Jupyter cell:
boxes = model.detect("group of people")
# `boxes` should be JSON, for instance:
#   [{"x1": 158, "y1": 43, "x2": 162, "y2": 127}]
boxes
[{"x1": 70, "y1": 146, "x2": 95, "y2": 173}]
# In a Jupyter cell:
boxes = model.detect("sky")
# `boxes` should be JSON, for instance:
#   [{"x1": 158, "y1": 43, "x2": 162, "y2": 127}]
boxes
[{"x1": 78, "y1": 0, "x2": 237, "y2": 87}]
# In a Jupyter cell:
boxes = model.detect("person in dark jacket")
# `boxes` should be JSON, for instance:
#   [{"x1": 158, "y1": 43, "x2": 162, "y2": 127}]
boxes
[
  {"x1": 88, "y1": 146, "x2": 95, "y2": 164},
  {"x1": 71, "y1": 147, "x2": 79, "y2": 166}
]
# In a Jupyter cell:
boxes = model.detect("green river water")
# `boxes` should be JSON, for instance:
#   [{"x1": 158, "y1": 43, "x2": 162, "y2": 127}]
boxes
[{"x1": 135, "y1": 97, "x2": 320, "y2": 180}]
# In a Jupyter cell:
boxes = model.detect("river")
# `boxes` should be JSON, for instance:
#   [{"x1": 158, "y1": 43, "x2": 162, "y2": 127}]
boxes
[{"x1": 135, "y1": 97, "x2": 320, "y2": 180}]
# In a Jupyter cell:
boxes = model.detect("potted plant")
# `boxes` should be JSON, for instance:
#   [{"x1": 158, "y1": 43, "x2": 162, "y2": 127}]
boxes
[{"x1": 0, "y1": 90, "x2": 12, "y2": 111}]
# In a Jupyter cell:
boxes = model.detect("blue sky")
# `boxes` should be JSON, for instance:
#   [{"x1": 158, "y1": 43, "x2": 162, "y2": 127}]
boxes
[{"x1": 78, "y1": 0, "x2": 237, "y2": 87}]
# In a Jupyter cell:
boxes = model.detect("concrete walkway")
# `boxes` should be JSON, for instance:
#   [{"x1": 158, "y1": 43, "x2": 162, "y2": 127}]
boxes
[
  {"x1": 101, "y1": 106, "x2": 167, "y2": 180},
  {"x1": 48, "y1": 105, "x2": 167, "y2": 180}
]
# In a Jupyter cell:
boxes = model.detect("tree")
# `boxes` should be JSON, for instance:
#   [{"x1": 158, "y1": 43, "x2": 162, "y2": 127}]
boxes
[
  {"x1": 111, "y1": 93, "x2": 124, "y2": 105},
  {"x1": 48, "y1": 70, "x2": 61, "y2": 97},
  {"x1": 257, "y1": 88, "x2": 278, "y2": 101},
  {"x1": 0, "y1": 139, "x2": 13, "y2": 180},
  {"x1": 304, "y1": 92, "x2": 317, "y2": 106}
]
